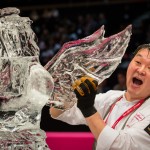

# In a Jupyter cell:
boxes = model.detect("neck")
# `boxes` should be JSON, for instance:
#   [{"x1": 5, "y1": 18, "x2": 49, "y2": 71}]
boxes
[
  {"x1": 125, "y1": 92, "x2": 146, "y2": 102},
  {"x1": 124, "y1": 92, "x2": 138, "y2": 102}
]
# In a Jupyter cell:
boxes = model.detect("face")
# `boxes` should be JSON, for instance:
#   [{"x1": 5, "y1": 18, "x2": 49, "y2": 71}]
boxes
[{"x1": 125, "y1": 48, "x2": 150, "y2": 101}]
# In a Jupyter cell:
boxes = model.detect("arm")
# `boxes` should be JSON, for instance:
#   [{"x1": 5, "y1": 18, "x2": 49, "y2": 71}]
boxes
[
  {"x1": 85, "y1": 112, "x2": 106, "y2": 139},
  {"x1": 49, "y1": 100, "x2": 88, "y2": 125},
  {"x1": 72, "y1": 76, "x2": 106, "y2": 139},
  {"x1": 50, "y1": 107, "x2": 65, "y2": 118}
]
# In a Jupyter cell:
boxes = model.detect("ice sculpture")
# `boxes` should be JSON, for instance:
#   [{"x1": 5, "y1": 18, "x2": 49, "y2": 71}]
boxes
[
  {"x1": 46, "y1": 24, "x2": 132, "y2": 109},
  {"x1": 0, "y1": 7, "x2": 53, "y2": 149}
]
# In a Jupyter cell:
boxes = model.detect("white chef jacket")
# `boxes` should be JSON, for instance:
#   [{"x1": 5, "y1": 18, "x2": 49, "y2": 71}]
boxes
[{"x1": 53, "y1": 90, "x2": 150, "y2": 150}]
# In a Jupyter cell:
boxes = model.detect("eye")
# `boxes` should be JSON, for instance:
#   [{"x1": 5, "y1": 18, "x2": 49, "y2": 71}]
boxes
[{"x1": 135, "y1": 61, "x2": 141, "y2": 65}]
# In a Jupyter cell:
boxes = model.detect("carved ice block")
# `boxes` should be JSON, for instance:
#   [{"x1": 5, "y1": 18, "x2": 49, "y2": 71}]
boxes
[
  {"x1": 0, "y1": 7, "x2": 53, "y2": 149},
  {"x1": 46, "y1": 24, "x2": 132, "y2": 109}
]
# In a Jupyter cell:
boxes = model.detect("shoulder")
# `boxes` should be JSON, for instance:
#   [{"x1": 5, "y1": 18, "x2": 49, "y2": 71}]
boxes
[
  {"x1": 94, "y1": 90, "x2": 125, "y2": 117},
  {"x1": 96, "y1": 90, "x2": 124, "y2": 98},
  {"x1": 95, "y1": 90, "x2": 124, "y2": 104}
]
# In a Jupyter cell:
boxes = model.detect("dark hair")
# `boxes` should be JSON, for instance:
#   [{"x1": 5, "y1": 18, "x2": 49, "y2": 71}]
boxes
[{"x1": 132, "y1": 44, "x2": 150, "y2": 57}]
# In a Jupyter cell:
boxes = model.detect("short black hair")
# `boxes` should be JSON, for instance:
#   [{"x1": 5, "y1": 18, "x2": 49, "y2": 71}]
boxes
[{"x1": 133, "y1": 44, "x2": 150, "y2": 57}]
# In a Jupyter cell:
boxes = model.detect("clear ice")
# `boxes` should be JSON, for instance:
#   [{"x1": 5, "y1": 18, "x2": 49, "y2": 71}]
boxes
[
  {"x1": 46, "y1": 23, "x2": 132, "y2": 110},
  {"x1": 0, "y1": 7, "x2": 53, "y2": 149}
]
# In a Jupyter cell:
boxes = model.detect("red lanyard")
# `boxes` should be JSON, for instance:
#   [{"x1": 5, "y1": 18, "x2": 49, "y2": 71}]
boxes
[{"x1": 105, "y1": 96, "x2": 145, "y2": 129}]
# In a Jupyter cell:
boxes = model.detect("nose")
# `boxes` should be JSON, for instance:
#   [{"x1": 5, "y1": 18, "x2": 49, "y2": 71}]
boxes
[{"x1": 137, "y1": 66, "x2": 146, "y2": 76}]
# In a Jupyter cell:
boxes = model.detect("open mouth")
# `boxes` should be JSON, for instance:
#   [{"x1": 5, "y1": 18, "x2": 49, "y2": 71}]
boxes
[{"x1": 132, "y1": 77, "x2": 143, "y2": 85}]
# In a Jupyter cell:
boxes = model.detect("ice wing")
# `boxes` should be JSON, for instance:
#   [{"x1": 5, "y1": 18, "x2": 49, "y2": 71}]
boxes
[
  {"x1": 45, "y1": 25, "x2": 132, "y2": 109},
  {"x1": 45, "y1": 25, "x2": 105, "y2": 69}
]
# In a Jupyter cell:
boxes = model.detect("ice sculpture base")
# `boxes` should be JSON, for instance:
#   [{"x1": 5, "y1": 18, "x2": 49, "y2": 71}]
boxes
[{"x1": 0, "y1": 129, "x2": 50, "y2": 150}]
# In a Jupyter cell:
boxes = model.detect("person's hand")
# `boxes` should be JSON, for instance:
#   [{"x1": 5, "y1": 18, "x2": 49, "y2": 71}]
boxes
[{"x1": 72, "y1": 76, "x2": 98, "y2": 117}]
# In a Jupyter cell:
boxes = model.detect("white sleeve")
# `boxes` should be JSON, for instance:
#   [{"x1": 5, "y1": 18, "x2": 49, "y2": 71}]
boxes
[
  {"x1": 55, "y1": 90, "x2": 124, "y2": 125},
  {"x1": 56, "y1": 104, "x2": 88, "y2": 125},
  {"x1": 96, "y1": 117, "x2": 150, "y2": 150}
]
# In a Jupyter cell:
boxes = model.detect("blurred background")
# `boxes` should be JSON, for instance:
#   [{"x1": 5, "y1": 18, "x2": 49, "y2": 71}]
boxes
[{"x1": 1, "y1": 0, "x2": 150, "y2": 132}]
